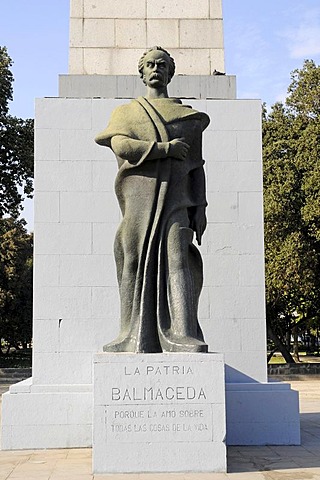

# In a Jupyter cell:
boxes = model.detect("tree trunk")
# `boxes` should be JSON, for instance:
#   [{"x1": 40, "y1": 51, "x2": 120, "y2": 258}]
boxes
[
  {"x1": 292, "y1": 326, "x2": 300, "y2": 362},
  {"x1": 267, "y1": 348, "x2": 277, "y2": 363},
  {"x1": 310, "y1": 334, "x2": 316, "y2": 353},
  {"x1": 267, "y1": 322, "x2": 296, "y2": 364},
  {"x1": 286, "y1": 330, "x2": 291, "y2": 350}
]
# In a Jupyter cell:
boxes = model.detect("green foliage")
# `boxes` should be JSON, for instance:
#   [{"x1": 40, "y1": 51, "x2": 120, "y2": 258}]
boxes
[
  {"x1": 263, "y1": 60, "x2": 320, "y2": 350},
  {"x1": 0, "y1": 47, "x2": 33, "y2": 352},
  {"x1": 0, "y1": 217, "x2": 33, "y2": 350},
  {"x1": 287, "y1": 59, "x2": 320, "y2": 119},
  {"x1": 0, "y1": 46, "x2": 13, "y2": 116},
  {"x1": 0, "y1": 46, "x2": 34, "y2": 218}
]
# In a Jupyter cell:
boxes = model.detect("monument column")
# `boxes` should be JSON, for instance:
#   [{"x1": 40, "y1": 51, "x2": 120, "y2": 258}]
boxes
[
  {"x1": 1, "y1": 0, "x2": 300, "y2": 457},
  {"x1": 69, "y1": 0, "x2": 225, "y2": 75}
]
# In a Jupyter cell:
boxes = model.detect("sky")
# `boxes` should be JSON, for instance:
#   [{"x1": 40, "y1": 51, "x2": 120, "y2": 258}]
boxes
[{"x1": 1, "y1": 0, "x2": 320, "y2": 228}]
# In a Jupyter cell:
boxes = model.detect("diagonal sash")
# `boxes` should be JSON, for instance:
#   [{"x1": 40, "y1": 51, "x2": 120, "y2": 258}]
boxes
[
  {"x1": 133, "y1": 97, "x2": 172, "y2": 350},
  {"x1": 136, "y1": 96, "x2": 170, "y2": 143}
]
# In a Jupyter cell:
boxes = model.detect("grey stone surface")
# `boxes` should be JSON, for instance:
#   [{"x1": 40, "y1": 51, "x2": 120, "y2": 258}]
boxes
[
  {"x1": 59, "y1": 74, "x2": 236, "y2": 99},
  {"x1": 0, "y1": 369, "x2": 31, "y2": 383},
  {"x1": 93, "y1": 352, "x2": 226, "y2": 473},
  {"x1": 268, "y1": 362, "x2": 320, "y2": 376}
]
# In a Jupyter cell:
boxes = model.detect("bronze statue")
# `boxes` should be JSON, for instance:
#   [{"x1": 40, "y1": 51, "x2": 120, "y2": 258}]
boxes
[{"x1": 95, "y1": 47, "x2": 209, "y2": 353}]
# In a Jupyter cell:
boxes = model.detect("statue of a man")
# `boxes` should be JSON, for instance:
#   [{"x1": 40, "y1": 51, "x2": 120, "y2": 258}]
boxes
[{"x1": 95, "y1": 47, "x2": 209, "y2": 353}]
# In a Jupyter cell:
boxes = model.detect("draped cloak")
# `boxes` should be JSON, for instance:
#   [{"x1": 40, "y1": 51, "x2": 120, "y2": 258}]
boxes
[{"x1": 95, "y1": 97, "x2": 210, "y2": 353}]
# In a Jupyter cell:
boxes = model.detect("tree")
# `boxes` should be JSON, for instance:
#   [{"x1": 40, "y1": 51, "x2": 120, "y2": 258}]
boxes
[
  {"x1": 0, "y1": 47, "x2": 34, "y2": 353},
  {"x1": 0, "y1": 46, "x2": 34, "y2": 218},
  {"x1": 263, "y1": 60, "x2": 320, "y2": 362},
  {"x1": 0, "y1": 217, "x2": 33, "y2": 351}
]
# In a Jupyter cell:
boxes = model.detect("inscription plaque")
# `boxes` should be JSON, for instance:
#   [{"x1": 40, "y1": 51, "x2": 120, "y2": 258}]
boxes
[
  {"x1": 106, "y1": 404, "x2": 213, "y2": 443},
  {"x1": 93, "y1": 353, "x2": 226, "y2": 473}
]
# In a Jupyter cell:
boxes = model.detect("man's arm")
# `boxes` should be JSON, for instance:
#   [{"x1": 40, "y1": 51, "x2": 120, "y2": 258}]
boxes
[
  {"x1": 190, "y1": 205, "x2": 207, "y2": 246},
  {"x1": 110, "y1": 135, "x2": 190, "y2": 164},
  {"x1": 189, "y1": 166, "x2": 207, "y2": 246}
]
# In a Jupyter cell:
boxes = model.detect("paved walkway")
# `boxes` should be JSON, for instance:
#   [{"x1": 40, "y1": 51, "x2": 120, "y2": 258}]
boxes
[{"x1": 0, "y1": 380, "x2": 319, "y2": 479}]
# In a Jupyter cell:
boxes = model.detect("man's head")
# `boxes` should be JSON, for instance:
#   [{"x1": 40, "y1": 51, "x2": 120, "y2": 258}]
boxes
[{"x1": 138, "y1": 46, "x2": 175, "y2": 87}]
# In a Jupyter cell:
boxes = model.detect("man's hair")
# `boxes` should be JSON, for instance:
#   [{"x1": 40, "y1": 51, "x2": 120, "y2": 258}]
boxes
[{"x1": 138, "y1": 46, "x2": 175, "y2": 84}]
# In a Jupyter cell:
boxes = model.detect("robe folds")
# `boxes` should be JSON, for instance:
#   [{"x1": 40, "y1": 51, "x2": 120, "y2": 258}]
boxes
[{"x1": 95, "y1": 97, "x2": 210, "y2": 353}]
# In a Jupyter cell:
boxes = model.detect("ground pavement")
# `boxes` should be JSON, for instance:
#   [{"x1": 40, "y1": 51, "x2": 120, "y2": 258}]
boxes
[{"x1": 0, "y1": 380, "x2": 319, "y2": 480}]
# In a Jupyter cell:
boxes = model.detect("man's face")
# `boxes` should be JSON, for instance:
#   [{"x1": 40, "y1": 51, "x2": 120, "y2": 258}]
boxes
[{"x1": 142, "y1": 50, "x2": 170, "y2": 88}]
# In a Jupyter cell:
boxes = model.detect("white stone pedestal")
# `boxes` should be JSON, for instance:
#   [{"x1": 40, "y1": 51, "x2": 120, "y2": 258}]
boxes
[
  {"x1": 1, "y1": 380, "x2": 92, "y2": 450},
  {"x1": 1, "y1": 96, "x2": 301, "y2": 450},
  {"x1": 93, "y1": 353, "x2": 226, "y2": 473},
  {"x1": 226, "y1": 382, "x2": 300, "y2": 445}
]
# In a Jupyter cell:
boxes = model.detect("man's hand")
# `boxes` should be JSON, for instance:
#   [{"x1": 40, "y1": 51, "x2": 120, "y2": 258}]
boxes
[
  {"x1": 169, "y1": 137, "x2": 190, "y2": 160},
  {"x1": 190, "y1": 206, "x2": 207, "y2": 246}
]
